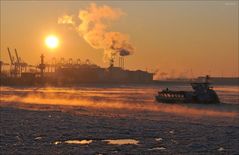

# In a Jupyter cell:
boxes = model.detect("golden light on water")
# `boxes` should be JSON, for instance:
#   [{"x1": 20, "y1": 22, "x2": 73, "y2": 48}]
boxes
[{"x1": 45, "y1": 35, "x2": 59, "y2": 49}]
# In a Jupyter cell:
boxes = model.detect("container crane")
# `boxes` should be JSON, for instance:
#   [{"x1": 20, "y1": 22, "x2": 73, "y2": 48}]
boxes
[
  {"x1": 7, "y1": 47, "x2": 17, "y2": 77},
  {"x1": 14, "y1": 48, "x2": 21, "y2": 76}
]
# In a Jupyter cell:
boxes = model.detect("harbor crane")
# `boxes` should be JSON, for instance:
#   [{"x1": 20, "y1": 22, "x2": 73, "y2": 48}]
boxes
[
  {"x1": 7, "y1": 47, "x2": 17, "y2": 77},
  {"x1": 7, "y1": 47, "x2": 28, "y2": 77}
]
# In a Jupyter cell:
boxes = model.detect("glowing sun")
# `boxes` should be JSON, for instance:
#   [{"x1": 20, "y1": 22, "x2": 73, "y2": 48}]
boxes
[{"x1": 45, "y1": 35, "x2": 59, "y2": 49}]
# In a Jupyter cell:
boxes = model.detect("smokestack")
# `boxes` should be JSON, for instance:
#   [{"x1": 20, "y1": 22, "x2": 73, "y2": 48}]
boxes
[
  {"x1": 39, "y1": 54, "x2": 45, "y2": 81},
  {"x1": 119, "y1": 56, "x2": 125, "y2": 69},
  {"x1": 119, "y1": 56, "x2": 121, "y2": 68}
]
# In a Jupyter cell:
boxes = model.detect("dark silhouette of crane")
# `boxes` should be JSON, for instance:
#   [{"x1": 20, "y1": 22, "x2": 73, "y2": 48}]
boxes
[
  {"x1": 7, "y1": 47, "x2": 17, "y2": 77},
  {"x1": 7, "y1": 47, "x2": 28, "y2": 77}
]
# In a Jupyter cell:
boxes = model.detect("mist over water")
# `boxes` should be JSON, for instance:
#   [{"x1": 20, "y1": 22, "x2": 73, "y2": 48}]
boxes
[{"x1": 0, "y1": 84, "x2": 238, "y2": 117}]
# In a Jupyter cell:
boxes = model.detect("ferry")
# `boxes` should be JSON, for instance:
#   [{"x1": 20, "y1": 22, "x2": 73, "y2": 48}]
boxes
[{"x1": 155, "y1": 76, "x2": 220, "y2": 104}]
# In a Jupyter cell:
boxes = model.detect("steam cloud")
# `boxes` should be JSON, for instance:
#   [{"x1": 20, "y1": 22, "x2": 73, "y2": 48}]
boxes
[
  {"x1": 1, "y1": 87, "x2": 238, "y2": 118},
  {"x1": 1, "y1": 93, "x2": 237, "y2": 118},
  {"x1": 58, "y1": 3, "x2": 135, "y2": 60}
]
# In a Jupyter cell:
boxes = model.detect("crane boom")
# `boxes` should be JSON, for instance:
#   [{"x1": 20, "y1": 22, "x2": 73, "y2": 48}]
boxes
[
  {"x1": 14, "y1": 49, "x2": 20, "y2": 63},
  {"x1": 7, "y1": 48, "x2": 14, "y2": 65}
]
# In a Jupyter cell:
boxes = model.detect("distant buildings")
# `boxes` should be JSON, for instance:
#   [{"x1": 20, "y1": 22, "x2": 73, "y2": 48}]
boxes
[{"x1": 0, "y1": 55, "x2": 153, "y2": 86}]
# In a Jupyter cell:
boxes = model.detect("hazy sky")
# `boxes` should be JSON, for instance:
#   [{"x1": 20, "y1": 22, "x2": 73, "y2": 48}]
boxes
[{"x1": 1, "y1": 1, "x2": 238, "y2": 77}]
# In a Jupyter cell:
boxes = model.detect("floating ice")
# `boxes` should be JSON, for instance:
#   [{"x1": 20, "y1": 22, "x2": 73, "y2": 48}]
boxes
[
  {"x1": 53, "y1": 140, "x2": 93, "y2": 145},
  {"x1": 155, "y1": 138, "x2": 163, "y2": 141},
  {"x1": 65, "y1": 140, "x2": 93, "y2": 144},
  {"x1": 169, "y1": 130, "x2": 174, "y2": 134},
  {"x1": 148, "y1": 147, "x2": 166, "y2": 151},
  {"x1": 54, "y1": 141, "x2": 61, "y2": 145},
  {"x1": 34, "y1": 137, "x2": 42, "y2": 140},
  {"x1": 103, "y1": 139, "x2": 139, "y2": 145},
  {"x1": 171, "y1": 139, "x2": 178, "y2": 144},
  {"x1": 218, "y1": 147, "x2": 225, "y2": 151}
]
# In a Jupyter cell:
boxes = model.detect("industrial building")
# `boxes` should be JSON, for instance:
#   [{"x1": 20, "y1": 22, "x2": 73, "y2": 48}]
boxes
[{"x1": 0, "y1": 48, "x2": 153, "y2": 86}]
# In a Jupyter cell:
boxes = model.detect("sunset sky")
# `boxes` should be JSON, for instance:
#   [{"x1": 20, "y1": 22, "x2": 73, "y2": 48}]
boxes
[{"x1": 1, "y1": 1, "x2": 238, "y2": 78}]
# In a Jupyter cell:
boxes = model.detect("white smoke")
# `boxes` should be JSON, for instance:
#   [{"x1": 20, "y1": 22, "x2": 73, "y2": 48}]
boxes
[{"x1": 58, "y1": 3, "x2": 135, "y2": 61}]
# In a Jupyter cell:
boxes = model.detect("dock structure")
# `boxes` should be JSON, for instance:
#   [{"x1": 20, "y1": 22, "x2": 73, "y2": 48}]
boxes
[{"x1": 0, "y1": 48, "x2": 153, "y2": 85}]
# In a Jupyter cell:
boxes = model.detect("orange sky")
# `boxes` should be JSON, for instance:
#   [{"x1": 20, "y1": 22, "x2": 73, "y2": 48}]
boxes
[{"x1": 0, "y1": 1, "x2": 238, "y2": 78}]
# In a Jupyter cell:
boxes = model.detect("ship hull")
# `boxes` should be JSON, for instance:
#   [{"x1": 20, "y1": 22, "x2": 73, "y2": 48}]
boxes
[
  {"x1": 155, "y1": 95, "x2": 220, "y2": 104},
  {"x1": 155, "y1": 89, "x2": 220, "y2": 104}
]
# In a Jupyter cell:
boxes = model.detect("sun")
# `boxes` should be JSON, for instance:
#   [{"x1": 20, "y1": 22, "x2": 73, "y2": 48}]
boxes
[{"x1": 45, "y1": 35, "x2": 59, "y2": 49}]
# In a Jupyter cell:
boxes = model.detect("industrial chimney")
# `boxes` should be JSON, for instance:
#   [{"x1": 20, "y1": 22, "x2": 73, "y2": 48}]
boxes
[{"x1": 119, "y1": 56, "x2": 125, "y2": 69}]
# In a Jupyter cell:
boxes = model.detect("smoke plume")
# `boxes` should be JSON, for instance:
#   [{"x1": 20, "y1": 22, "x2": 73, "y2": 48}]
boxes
[
  {"x1": 58, "y1": 15, "x2": 75, "y2": 25},
  {"x1": 58, "y1": 3, "x2": 135, "y2": 60}
]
